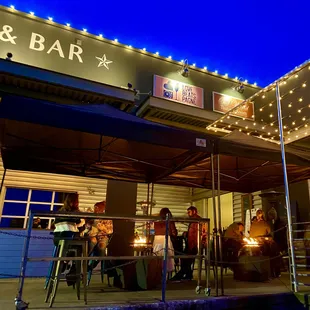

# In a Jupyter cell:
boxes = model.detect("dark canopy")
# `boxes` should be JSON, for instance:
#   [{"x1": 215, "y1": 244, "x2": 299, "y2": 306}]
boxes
[
  {"x1": 0, "y1": 94, "x2": 214, "y2": 183},
  {"x1": 161, "y1": 131, "x2": 310, "y2": 192},
  {"x1": 0, "y1": 94, "x2": 310, "y2": 192}
]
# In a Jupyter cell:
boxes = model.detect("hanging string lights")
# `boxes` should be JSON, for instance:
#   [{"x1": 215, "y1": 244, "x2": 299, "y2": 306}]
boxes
[
  {"x1": 207, "y1": 60, "x2": 310, "y2": 144},
  {"x1": 5, "y1": 4, "x2": 259, "y2": 89}
]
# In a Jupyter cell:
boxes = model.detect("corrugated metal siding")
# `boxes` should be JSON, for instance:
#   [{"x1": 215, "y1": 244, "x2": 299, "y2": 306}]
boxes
[
  {"x1": 136, "y1": 184, "x2": 192, "y2": 217},
  {"x1": 232, "y1": 191, "x2": 262, "y2": 222},
  {"x1": 0, "y1": 159, "x2": 108, "y2": 211}
]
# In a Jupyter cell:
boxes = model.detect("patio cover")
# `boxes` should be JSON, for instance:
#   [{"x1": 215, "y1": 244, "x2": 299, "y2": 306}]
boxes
[
  {"x1": 0, "y1": 94, "x2": 310, "y2": 192},
  {"x1": 161, "y1": 131, "x2": 310, "y2": 192},
  {"x1": 0, "y1": 93, "x2": 214, "y2": 184}
]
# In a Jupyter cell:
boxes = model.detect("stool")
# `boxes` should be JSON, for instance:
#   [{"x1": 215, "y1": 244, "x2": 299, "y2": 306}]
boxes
[
  {"x1": 44, "y1": 244, "x2": 59, "y2": 290},
  {"x1": 45, "y1": 239, "x2": 88, "y2": 308}
]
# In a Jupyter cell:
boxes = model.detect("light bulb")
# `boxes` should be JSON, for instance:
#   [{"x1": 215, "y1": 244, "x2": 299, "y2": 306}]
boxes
[
  {"x1": 253, "y1": 122, "x2": 256, "y2": 126},
  {"x1": 114, "y1": 38, "x2": 118, "y2": 42},
  {"x1": 254, "y1": 82, "x2": 257, "y2": 86},
  {"x1": 181, "y1": 59, "x2": 184, "y2": 63},
  {"x1": 192, "y1": 63, "x2": 196, "y2": 67},
  {"x1": 269, "y1": 103, "x2": 272, "y2": 107},
  {"x1": 262, "y1": 126, "x2": 265, "y2": 130},
  {"x1": 156, "y1": 51, "x2": 159, "y2": 55},
  {"x1": 245, "y1": 80, "x2": 248, "y2": 83},
  {"x1": 239, "y1": 129, "x2": 242, "y2": 132},
  {"x1": 284, "y1": 126, "x2": 287, "y2": 129},
  {"x1": 247, "y1": 132, "x2": 250, "y2": 135},
  {"x1": 66, "y1": 23, "x2": 71, "y2": 27},
  {"x1": 262, "y1": 95, "x2": 266, "y2": 99},
  {"x1": 275, "y1": 129, "x2": 278, "y2": 132},
  {"x1": 270, "y1": 114, "x2": 273, "y2": 117},
  {"x1": 288, "y1": 103, "x2": 292, "y2": 108},
  {"x1": 298, "y1": 109, "x2": 301, "y2": 113},
  {"x1": 271, "y1": 123, "x2": 274, "y2": 126},
  {"x1": 260, "y1": 108, "x2": 263, "y2": 111},
  {"x1": 303, "y1": 117, "x2": 306, "y2": 121},
  {"x1": 10, "y1": 5, "x2": 15, "y2": 9},
  {"x1": 215, "y1": 70, "x2": 218, "y2": 74},
  {"x1": 30, "y1": 11, "x2": 34, "y2": 15},
  {"x1": 227, "y1": 116, "x2": 230, "y2": 119},
  {"x1": 290, "y1": 90, "x2": 293, "y2": 94},
  {"x1": 99, "y1": 34, "x2": 103, "y2": 38},
  {"x1": 235, "y1": 121, "x2": 238, "y2": 125},
  {"x1": 48, "y1": 17, "x2": 53, "y2": 21},
  {"x1": 235, "y1": 76, "x2": 238, "y2": 80},
  {"x1": 83, "y1": 28, "x2": 87, "y2": 32},
  {"x1": 303, "y1": 83, "x2": 307, "y2": 87},
  {"x1": 299, "y1": 98, "x2": 303, "y2": 102},
  {"x1": 295, "y1": 74, "x2": 299, "y2": 78},
  {"x1": 228, "y1": 125, "x2": 231, "y2": 128},
  {"x1": 168, "y1": 55, "x2": 172, "y2": 59},
  {"x1": 296, "y1": 135, "x2": 299, "y2": 138},
  {"x1": 204, "y1": 66, "x2": 207, "y2": 70},
  {"x1": 295, "y1": 128, "x2": 298, "y2": 131},
  {"x1": 292, "y1": 122, "x2": 295, "y2": 125},
  {"x1": 268, "y1": 132, "x2": 271, "y2": 135},
  {"x1": 245, "y1": 126, "x2": 248, "y2": 129}
]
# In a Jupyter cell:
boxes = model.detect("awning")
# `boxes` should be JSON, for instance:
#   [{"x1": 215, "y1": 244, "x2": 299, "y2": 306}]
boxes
[
  {"x1": 0, "y1": 59, "x2": 135, "y2": 110},
  {"x1": 0, "y1": 94, "x2": 214, "y2": 184}
]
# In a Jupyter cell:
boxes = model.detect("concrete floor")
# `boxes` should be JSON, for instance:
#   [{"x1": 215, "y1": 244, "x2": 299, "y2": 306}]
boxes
[{"x1": 0, "y1": 270, "x2": 302, "y2": 310}]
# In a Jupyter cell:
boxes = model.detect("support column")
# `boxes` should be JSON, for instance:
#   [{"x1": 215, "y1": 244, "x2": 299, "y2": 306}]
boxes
[{"x1": 105, "y1": 180, "x2": 137, "y2": 257}]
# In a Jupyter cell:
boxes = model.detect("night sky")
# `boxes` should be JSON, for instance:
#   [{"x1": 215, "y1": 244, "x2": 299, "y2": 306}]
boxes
[{"x1": 3, "y1": 0, "x2": 309, "y2": 87}]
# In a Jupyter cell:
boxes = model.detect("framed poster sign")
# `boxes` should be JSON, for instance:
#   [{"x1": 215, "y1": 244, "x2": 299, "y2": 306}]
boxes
[
  {"x1": 153, "y1": 75, "x2": 204, "y2": 108},
  {"x1": 213, "y1": 92, "x2": 255, "y2": 120}
]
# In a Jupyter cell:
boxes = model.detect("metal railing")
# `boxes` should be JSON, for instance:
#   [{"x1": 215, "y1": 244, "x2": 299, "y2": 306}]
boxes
[{"x1": 14, "y1": 210, "x2": 211, "y2": 309}]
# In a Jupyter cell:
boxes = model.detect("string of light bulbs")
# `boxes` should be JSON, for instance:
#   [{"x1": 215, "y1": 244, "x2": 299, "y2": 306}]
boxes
[
  {"x1": 207, "y1": 61, "x2": 310, "y2": 143},
  {"x1": 5, "y1": 4, "x2": 259, "y2": 88}
]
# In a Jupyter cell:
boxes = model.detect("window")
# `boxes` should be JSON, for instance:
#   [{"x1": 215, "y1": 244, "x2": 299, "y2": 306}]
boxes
[{"x1": 0, "y1": 188, "x2": 75, "y2": 229}]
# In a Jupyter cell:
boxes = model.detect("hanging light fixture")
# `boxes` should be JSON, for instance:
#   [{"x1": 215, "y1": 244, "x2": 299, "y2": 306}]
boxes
[{"x1": 179, "y1": 59, "x2": 190, "y2": 77}]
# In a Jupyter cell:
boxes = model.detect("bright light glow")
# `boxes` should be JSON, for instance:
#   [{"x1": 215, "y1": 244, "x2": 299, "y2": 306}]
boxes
[
  {"x1": 303, "y1": 83, "x2": 307, "y2": 87},
  {"x1": 298, "y1": 109, "x2": 301, "y2": 113},
  {"x1": 204, "y1": 66, "x2": 207, "y2": 70},
  {"x1": 10, "y1": 5, "x2": 15, "y2": 9},
  {"x1": 128, "y1": 45, "x2": 132, "y2": 48},
  {"x1": 224, "y1": 73, "x2": 228, "y2": 77},
  {"x1": 214, "y1": 70, "x2": 218, "y2": 74},
  {"x1": 262, "y1": 126, "x2": 265, "y2": 130},
  {"x1": 245, "y1": 79, "x2": 248, "y2": 83},
  {"x1": 290, "y1": 90, "x2": 293, "y2": 94},
  {"x1": 295, "y1": 74, "x2": 299, "y2": 78},
  {"x1": 143, "y1": 48, "x2": 146, "y2": 51},
  {"x1": 288, "y1": 103, "x2": 292, "y2": 108},
  {"x1": 83, "y1": 28, "x2": 87, "y2": 32},
  {"x1": 66, "y1": 23, "x2": 71, "y2": 27},
  {"x1": 99, "y1": 34, "x2": 103, "y2": 38},
  {"x1": 303, "y1": 117, "x2": 306, "y2": 121},
  {"x1": 114, "y1": 38, "x2": 118, "y2": 42},
  {"x1": 299, "y1": 98, "x2": 303, "y2": 102},
  {"x1": 30, "y1": 11, "x2": 34, "y2": 16},
  {"x1": 270, "y1": 114, "x2": 273, "y2": 117},
  {"x1": 269, "y1": 103, "x2": 272, "y2": 107},
  {"x1": 48, "y1": 17, "x2": 53, "y2": 21},
  {"x1": 156, "y1": 51, "x2": 159, "y2": 55},
  {"x1": 254, "y1": 82, "x2": 257, "y2": 86},
  {"x1": 253, "y1": 122, "x2": 256, "y2": 126},
  {"x1": 168, "y1": 55, "x2": 172, "y2": 59},
  {"x1": 260, "y1": 108, "x2": 263, "y2": 111},
  {"x1": 243, "y1": 237, "x2": 259, "y2": 247},
  {"x1": 134, "y1": 236, "x2": 147, "y2": 247},
  {"x1": 192, "y1": 63, "x2": 196, "y2": 67}
]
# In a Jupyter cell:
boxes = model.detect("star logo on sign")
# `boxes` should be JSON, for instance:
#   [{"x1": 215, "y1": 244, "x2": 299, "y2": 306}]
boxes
[{"x1": 96, "y1": 54, "x2": 113, "y2": 70}]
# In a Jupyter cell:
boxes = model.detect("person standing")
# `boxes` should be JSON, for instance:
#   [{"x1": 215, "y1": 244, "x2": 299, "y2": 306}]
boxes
[
  {"x1": 172, "y1": 206, "x2": 204, "y2": 281},
  {"x1": 153, "y1": 208, "x2": 177, "y2": 273}
]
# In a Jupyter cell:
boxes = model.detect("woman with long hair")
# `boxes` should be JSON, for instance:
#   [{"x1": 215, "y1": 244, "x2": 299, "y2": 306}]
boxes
[
  {"x1": 153, "y1": 208, "x2": 177, "y2": 273},
  {"x1": 250, "y1": 209, "x2": 271, "y2": 239},
  {"x1": 53, "y1": 193, "x2": 84, "y2": 245}
]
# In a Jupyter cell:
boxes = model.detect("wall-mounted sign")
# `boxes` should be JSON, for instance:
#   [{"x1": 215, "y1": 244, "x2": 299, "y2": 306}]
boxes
[
  {"x1": 153, "y1": 75, "x2": 204, "y2": 109},
  {"x1": 213, "y1": 92, "x2": 255, "y2": 120}
]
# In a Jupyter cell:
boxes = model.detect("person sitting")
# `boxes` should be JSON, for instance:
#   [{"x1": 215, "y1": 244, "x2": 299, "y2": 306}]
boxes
[
  {"x1": 84, "y1": 201, "x2": 113, "y2": 271},
  {"x1": 153, "y1": 208, "x2": 177, "y2": 275},
  {"x1": 53, "y1": 193, "x2": 85, "y2": 286},
  {"x1": 250, "y1": 209, "x2": 271, "y2": 239},
  {"x1": 223, "y1": 222, "x2": 244, "y2": 266}
]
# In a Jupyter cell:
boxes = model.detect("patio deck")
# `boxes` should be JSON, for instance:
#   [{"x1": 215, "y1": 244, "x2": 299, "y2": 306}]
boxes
[{"x1": 1, "y1": 271, "x2": 308, "y2": 310}]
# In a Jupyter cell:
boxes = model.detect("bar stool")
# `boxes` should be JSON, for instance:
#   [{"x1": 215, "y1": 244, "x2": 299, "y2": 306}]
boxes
[{"x1": 45, "y1": 238, "x2": 88, "y2": 308}]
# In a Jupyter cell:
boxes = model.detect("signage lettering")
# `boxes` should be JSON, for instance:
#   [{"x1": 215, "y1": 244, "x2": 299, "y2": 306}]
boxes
[
  {"x1": 0, "y1": 25, "x2": 17, "y2": 44},
  {"x1": 29, "y1": 32, "x2": 83, "y2": 63}
]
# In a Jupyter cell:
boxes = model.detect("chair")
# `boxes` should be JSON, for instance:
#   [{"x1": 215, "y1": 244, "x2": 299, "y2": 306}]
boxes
[
  {"x1": 45, "y1": 238, "x2": 88, "y2": 308},
  {"x1": 87, "y1": 234, "x2": 113, "y2": 286}
]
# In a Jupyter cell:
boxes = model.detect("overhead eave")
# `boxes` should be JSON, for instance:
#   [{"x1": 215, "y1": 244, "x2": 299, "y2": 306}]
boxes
[
  {"x1": 136, "y1": 96, "x2": 272, "y2": 136},
  {"x1": 0, "y1": 59, "x2": 135, "y2": 110}
]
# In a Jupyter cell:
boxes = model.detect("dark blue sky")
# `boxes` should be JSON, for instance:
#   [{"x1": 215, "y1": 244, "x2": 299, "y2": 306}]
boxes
[{"x1": 3, "y1": 0, "x2": 309, "y2": 87}]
